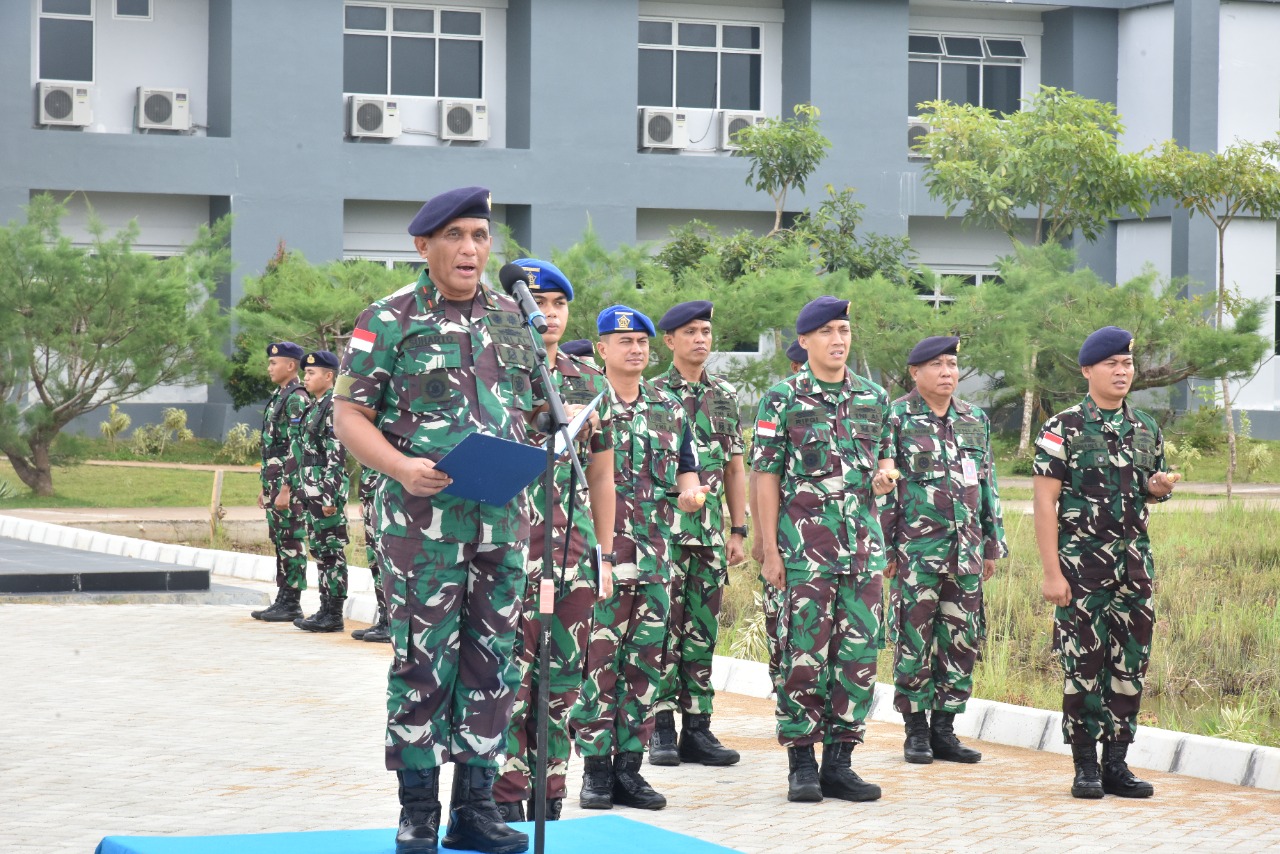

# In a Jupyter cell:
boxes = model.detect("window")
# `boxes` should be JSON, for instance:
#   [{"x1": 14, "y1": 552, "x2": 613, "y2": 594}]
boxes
[
  {"x1": 114, "y1": 0, "x2": 150, "y2": 19},
  {"x1": 638, "y1": 19, "x2": 761, "y2": 110},
  {"x1": 39, "y1": 0, "x2": 94, "y2": 82},
  {"x1": 908, "y1": 33, "x2": 1024, "y2": 119},
  {"x1": 912, "y1": 271, "x2": 998, "y2": 310},
  {"x1": 343, "y1": 4, "x2": 484, "y2": 99}
]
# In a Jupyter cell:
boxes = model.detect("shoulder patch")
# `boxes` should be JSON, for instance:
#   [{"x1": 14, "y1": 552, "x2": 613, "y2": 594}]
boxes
[{"x1": 1036, "y1": 430, "x2": 1066, "y2": 461}]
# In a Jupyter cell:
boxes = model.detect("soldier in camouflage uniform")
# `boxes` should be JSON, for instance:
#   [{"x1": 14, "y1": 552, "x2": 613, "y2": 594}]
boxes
[
  {"x1": 352, "y1": 465, "x2": 390, "y2": 643},
  {"x1": 288, "y1": 350, "x2": 352, "y2": 634},
  {"x1": 569, "y1": 304, "x2": 707, "y2": 813},
  {"x1": 333, "y1": 187, "x2": 538, "y2": 854},
  {"x1": 1034, "y1": 326, "x2": 1176, "y2": 801},
  {"x1": 880, "y1": 336, "x2": 1007, "y2": 765},
  {"x1": 649, "y1": 300, "x2": 747, "y2": 768},
  {"x1": 752, "y1": 297, "x2": 897, "y2": 804},
  {"x1": 251, "y1": 341, "x2": 311, "y2": 623},
  {"x1": 493, "y1": 259, "x2": 616, "y2": 823}
]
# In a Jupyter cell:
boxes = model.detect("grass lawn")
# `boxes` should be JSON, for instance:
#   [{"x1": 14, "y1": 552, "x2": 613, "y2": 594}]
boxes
[{"x1": 0, "y1": 461, "x2": 261, "y2": 508}]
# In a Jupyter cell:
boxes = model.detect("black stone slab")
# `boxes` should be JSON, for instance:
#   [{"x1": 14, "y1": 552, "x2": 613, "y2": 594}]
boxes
[{"x1": 0, "y1": 537, "x2": 210, "y2": 594}]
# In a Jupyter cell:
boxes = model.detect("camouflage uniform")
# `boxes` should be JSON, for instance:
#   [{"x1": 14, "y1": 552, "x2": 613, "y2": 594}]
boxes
[
  {"x1": 360, "y1": 466, "x2": 383, "y2": 588},
  {"x1": 651, "y1": 366, "x2": 743, "y2": 717},
  {"x1": 495, "y1": 351, "x2": 611, "y2": 803},
  {"x1": 335, "y1": 270, "x2": 541, "y2": 772},
  {"x1": 1034, "y1": 394, "x2": 1165, "y2": 745},
  {"x1": 569, "y1": 381, "x2": 688, "y2": 757},
  {"x1": 287, "y1": 388, "x2": 350, "y2": 598},
  {"x1": 261, "y1": 379, "x2": 310, "y2": 591},
  {"x1": 751, "y1": 366, "x2": 890, "y2": 747},
  {"x1": 880, "y1": 389, "x2": 1007, "y2": 715}
]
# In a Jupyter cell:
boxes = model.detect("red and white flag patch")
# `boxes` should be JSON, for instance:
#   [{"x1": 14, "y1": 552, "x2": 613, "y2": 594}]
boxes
[
  {"x1": 349, "y1": 327, "x2": 376, "y2": 353},
  {"x1": 1036, "y1": 430, "x2": 1066, "y2": 460},
  {"x1": 756, "y1": 419, "x2": 777, "y2": 438}
]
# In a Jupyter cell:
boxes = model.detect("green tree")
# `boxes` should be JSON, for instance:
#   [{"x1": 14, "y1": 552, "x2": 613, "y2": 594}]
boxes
[
  {"x1": 0, "y1": 194, "x2": 231, "y2": 495},
  {"x1": 733, "y1": 103, "x2": 831, "y2": 235}
]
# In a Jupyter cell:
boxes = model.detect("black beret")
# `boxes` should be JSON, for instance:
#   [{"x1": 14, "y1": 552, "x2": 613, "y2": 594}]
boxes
[
  {"x1": 657, "y1": 300, "x2": 714, "y2": 332},
  {"x1": 795, "y1": 296, "x2": 850, "y2": 335},
  {"x1": 305, "y1": 350, "x2": 339, "y2": 370},
  {"x1": 785, "y1": 340, "x2": 807, "y2": 364},
  {"x1": 597, "y1": 304, "x2": 656, "y2": 336},
  {"x1": 560, "y1": 339, "x2": 595, "y2": 358},
  {"x1": 907, "y1": 335, "x2": 960, "y2": 366},
  {"x1": 513, "y1": 257, "x2": 573, "y2": 300},
  {"x1": 407, "y1": 186, "x2": 491, "y2": 237},
  {"x1": 267, "y1": 341, "x2": 304, "y2": 360},
  {"x1": 1078, "y1": 326, "x2": 1134, "y2": 366}
]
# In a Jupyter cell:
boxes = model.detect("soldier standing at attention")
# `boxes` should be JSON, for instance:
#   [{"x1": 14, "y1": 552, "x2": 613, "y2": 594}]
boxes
[
  {"x1": 752, "y1": 296, "x2": 897, "y2": 804},
  {"x1": 1033, "y1": 326, "x2": 1175, "y2": 800},
  {"x1": 351, "y1": 466, "x2": 390, "y2": 643},
  {"x1": 570, "y1": 304, "x2": 708, "y2": 812},
  {"x1": 649, "y1": 300, "x2": 746, "y2": 768},
  {"x1": 493, "y1": 258, "x2": 616, "y2": 823},
  {"x1": 251, "y1": 341, "x2": 311, "y2": 623},
  {"x1": 880, "y1": 336, "x2": 1007, "y2": 765},
  {"x1": 289, "y1": 350, "x2": 352, "y2": 634},
  {"x1": 333, "y1": 186, "x2": 538, "y2": 854}
]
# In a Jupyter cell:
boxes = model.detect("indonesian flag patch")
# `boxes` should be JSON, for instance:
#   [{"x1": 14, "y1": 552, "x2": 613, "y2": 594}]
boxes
[
  {"x1": 350, "y1": 327, "x2": 376, "y2": 353},
  {"x1": 756, "y1": 419, "x2": 778, "y2": 438},
  {"x1": 1036, "y1": 430, "x2": 1066, "y2": 460}
]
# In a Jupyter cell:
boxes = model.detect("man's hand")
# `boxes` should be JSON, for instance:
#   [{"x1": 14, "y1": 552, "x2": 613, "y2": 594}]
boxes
[
  {"x1": 256, "y1": 491, "x2": 266, "y2": 510},
  {"x1": 598, "y1": 560, "x2": 614, "y2": 600},
  {"x1": 982, "y1": 559, "x2": 996, "y2": 581},
  {"x1": 750, "y1": 536, "x2": 764, "y2": 564},
  {"x1": 1148, "y1": 471, "x2": 1179, "y2": 500},
  {"x1": 871, "y1": 467, "x2": 900, "y2": 496},
  {"x1": 396, "y1": 457, "x2": 452, "y2": 498},
  {"x1": 677, "y1": 485, "x2": 712, "y2": 513},
  {"x1": 322, "y1": 505, "x2": 337, "y2": 517},
  {"x1": 1042, "y1": 572, "x2": 1071, "y2": 608},
  {"x1": 726, "y1": 531, "x2": 746, "y2": 566},
  {"x1": 273, "y1": 485, "x2": 291, "y2": 511},
  {"x1": 884, "y1": 560, "x2": 897, "y2": 580},
  {"x1": 761, "y1": 551, "x2": 784, "y2": 589}
]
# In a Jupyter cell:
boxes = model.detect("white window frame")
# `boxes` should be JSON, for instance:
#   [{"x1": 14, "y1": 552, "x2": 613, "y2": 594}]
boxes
[
  {"x1": 914, "y1": 270, "x2": 999, "y2": 310},
  {"x1": 638, "y1": 17, "x2": 763, "y2": 111},
  {"x1": 113, "y1": 0, "x2": 151, "y2": 21},
  {"x1": 342, "y1": 3, "x2": 486, "y2": 100},
  {"x1": 908, "y1": 31, "x2": 1024, "y2": 120},
  {"x1": 38, "y1": 0, "x2": 96, "y2": 84}
]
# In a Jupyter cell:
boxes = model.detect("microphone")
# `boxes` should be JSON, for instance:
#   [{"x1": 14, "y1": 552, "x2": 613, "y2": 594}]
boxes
[{"x1": 498, "y1": 262, "x2": 548, "y2": 334}]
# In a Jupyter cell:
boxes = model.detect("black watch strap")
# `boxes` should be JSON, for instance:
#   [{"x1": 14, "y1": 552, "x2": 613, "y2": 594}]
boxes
[
  {"x1": 600, "y1": 551, "x2": 616, "y2": 563},
  {"x1": 729, "y1": 525, "x2": 749, "y2": 537}
]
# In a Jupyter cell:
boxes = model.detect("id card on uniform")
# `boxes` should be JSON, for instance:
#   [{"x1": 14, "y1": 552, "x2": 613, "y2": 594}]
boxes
[{"x1": 961, "y1": 458, "x2": 979, "y2": 486}]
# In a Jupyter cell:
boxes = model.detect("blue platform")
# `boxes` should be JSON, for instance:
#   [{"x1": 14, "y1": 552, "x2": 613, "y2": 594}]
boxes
[{"x1": 96, "y1": 814, "x2": 742, "y2": 854}]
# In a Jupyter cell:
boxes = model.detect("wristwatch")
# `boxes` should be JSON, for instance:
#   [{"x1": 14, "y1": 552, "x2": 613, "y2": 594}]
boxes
[
  {"x1": 600, "y1": 551, "x2": 616, "y2": 564},
  {"x1": 729, "y1": 525, "x2": 749, "y2": 537}
]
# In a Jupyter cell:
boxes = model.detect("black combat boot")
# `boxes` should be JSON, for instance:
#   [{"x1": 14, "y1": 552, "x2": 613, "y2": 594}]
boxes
[
  {"x1": 1070, "y1": 741, "x2": 1105, "y2": 799},
  {"x1": 1101, "y1": 741, "x2": 1154, "y2": 798},
  {"x1": 930, "y1": 711, "x2": 981, "y2": 763},
  {"x1": 678, "y1": 713, "x2": 741, "y2": 766},
  {"x1": 493, "y1": 800, "x2": 525, "y2": 823},
  {"x1": 353, "y1": 585, "x2": 386, "y2": 639},
  {"x1": 254, "y1": 586, "x2": 304, "y2": 622},
  {"x1": 819, "y1": 742, "x2": 882, "y2": 802},
  {"x1": 903, "y1": 711, "x2": 933, "y2": 764},
  {"x1": 527, "y1": 796, "x2": 562, "y2": 821},
  {"x1": 579, "y1": 756, "x2": 614, "y2": 810},
  {"x1": 362, "y1": 603, "x2": 392, "y2": 643},
  {"x1": 648, "y1": 710, "x2": 680, "y2": 766},
  {"x1": 396, "y1": 767, "x2": 441, "y2": 854},
  {"x1": 786, "y1": 745, "x2": 823, "y2": 802},
  {"x1": 612, "y1": 752, "x2": 667, "y2": 810},
  {"x1": 296, "y1": 594, "x2": 346, "y2": 633},
  {"x1": 441, "y1": 765, "x2": 529, "y2": 854}
]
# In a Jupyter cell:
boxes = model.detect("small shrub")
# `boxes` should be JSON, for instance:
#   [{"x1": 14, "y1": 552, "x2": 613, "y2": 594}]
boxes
[
  {"x1": 0, "y1": 479, "x2": 18, "y2": 499},
  {"x1": 1164, "y1": 440, "x2": 1201, "y2": 478},
  {"x1": 130, "y1": 408, "x2": 195, "y2": 459},
  {"x1": 218, "y1": 423, "x2": 261, "y2": 465},
  {"x1": 1008, "y1": 453, "x2": 1035, "y2": 477},
  {"x1": 99, "y1": 404, "x2": 132, "y2": 449},
  {"x1": 1174, "y1": 406, "x2": 1226, "y2": 453},
  {"x1": 1242, "y1": 442, "x2": 1274, "y2": 482}
]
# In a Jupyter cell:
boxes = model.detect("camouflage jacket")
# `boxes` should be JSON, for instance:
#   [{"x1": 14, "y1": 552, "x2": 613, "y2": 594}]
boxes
[
  {"x1": 1033, "y1": 394, "x2": 1167, "y2": 582},
  {"x1": 609, "y1": 379, "x2": 690, "y2": 585},
  {"x1": 335, "y1": 271, "x2": 543, "y2": 545},
  {"x1": 526, "y1": 350, "x2": 613, "y2": 580},
  {"x1": 751, "y1": 366, "x2": 891, "y2": 576},
  {"x1": 653, "y1": 365, "x2": 743, "y2": 548},
  {"x1": 287, "y1": 389, "x2": 350, "y2": 508},
  {"x1": 879, "y1": 389, "x2": 1007, "y2": 575},
  {"x1": 260, "y1": 379, "x2": 310, "y2": 495}
]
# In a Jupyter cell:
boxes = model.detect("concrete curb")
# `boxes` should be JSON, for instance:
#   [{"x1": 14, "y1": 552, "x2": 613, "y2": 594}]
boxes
[{"x1": 4, "y1": 511, "x2": 1277, "y2": 793}]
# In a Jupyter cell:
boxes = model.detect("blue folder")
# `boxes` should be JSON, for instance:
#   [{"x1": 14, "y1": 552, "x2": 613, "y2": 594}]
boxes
[{"x1": 435, "y1": 432, "x2": 548, "y2": 506}]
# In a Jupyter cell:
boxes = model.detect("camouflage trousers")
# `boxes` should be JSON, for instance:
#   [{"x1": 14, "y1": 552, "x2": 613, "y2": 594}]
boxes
[
  {"x1": 1055, "y1": 570, "x2": 1154, "y2": 745},
  {"x1": 380, "y1": 534, "x2": 527, "y2": 771},
  {"x1": 891, "y1": 567, "x2": 983, "y2": 714},
  {"x1": 762, "y1": 577, "x2": 785, "y2": 691},
  {"x1": 654, "y1": 544, "x2": 725, "y2": 716},
  {"x1": 494, "y1": 570, "x2": 596, "y2": 803},
  {"x1": 361, "y1": 496, "x2": 382, "y2": 593},
  {"x1": 302, "y1": 496, "x2": 349, "y2": 598},
  {"x1": 776, "y1": 569, "x2": 883, "y2": 747},
  {"x1": 570, "y1": 579, "x2": 671, "y2": 757},
  {"x1": 266, "y1": 496, "x2": 307, "y2": 591}
]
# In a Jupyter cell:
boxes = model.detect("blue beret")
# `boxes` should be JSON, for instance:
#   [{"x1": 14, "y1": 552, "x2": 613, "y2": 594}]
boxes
[
  {"x1": 657, "y1": 300, "x2": 714, "y2": 332},
  {"x1": 908, "y1": 335, "x2": 960, "y2": 366},
  {"x1": 785, "y1": 340, "x2": 808, "y2": 364},
  {"x1": 560, "y1": 339, "x2": 595, "y2": 358},
  {"x1": 512, "y1": 257, "x2": 573, "y2": 301},
  {"x1": 305, "y1": 350, "x2": 339, "y2": 370},
  {"x1": 795, "y1": 296, "x2": 850, "y2": 335},
  {"x1": 267, "y1": 341, "x2": 304, "y2": 360},
  {"x1": 407, "y1": 186, "x2": 492, "y2": 237},
  {"x1": 597, "y1": 304, "x2": 656, "y2": 336},
  {"x1": 1078, "y1": 326, "x2": 1134, "y2": 366}
]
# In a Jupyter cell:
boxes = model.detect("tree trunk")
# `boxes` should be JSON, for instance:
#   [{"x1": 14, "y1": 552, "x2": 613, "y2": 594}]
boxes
[
  {"x1": 1018, "y1": 349, "x2": 1038, "y2": 456},
  {"x1": 1216, "y1": 223, "x2": 1236, "y2": 500},
  {"x1": 4, "y1": 448, "x2": 55, "y2": 496}
]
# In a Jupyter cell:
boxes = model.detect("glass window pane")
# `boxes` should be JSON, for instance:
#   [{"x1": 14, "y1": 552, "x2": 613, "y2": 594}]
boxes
[
  {"x1": 983, "y1": 64, "x2": 1021, "y2": 116},
  {"x1": 391, "y1": 36, "x2": 434, "y2": 97},
  {"x1": 345, "y1": 5, "x2": 386, "y2": 31},
  {"x1": 943, "y1": 36, "x2": 983, "y2": 58},
  {"x1": 941, "y1": 62, "x2": 980, "y2": 107},
  {"x1": 344, "y1": 33, "x2": 388, "y2": 94},
  {"x1": 908, "y1": 34, "x2": 942, "y2": 55},
  {"x1": 440, "y1": 11, "x2": 481, "y2": 36},
  {"x1": 720, "y1": 52, "x2": 759, "y2": 110},
  {"x1": 438, "y1": 38, "x2": 482, "y2": 98},
  {"x1": 116, "y1": 0, "x2": 150, "y2": 17},
  {"x1": 985, "y1": 38, "x2": 1026, "y2": 58},
  {"x1": 39, "y1": 18, "x2": 93, "y2": 81},
  {"x1": 638, "y1": 48, "x2": 673, "y2": 107},
  {"x1": 678, "y1": 23, "x2": 715, "y2": 48},
  {"x1": 393, "y1": 8, "x2": 433, "y2": 33},
  {"x1": 639, "y1": 20, "x2": 671, "y2": 45},
  {"x1": 43, "y1": 0, "x2": 92, "y2": 15},
  {"x1": 676, "y1": 50, "x2": 716, "y2": 108},
  {"x1": 907, "y1": 60, "x2": 937, "y2": 115},
  {"x1": 723, "y1": 25, "x2": 759, "y2": 50}
]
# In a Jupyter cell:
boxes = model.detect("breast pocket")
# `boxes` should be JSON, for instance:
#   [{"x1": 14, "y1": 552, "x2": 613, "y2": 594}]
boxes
[
  {"x1": 392, "y1": 342, "x2": 462, "y2": 412},
  {"x1": 788, "y1": 421, "x2": 836, "y2": 478},
  {"x1": 1069, "y1": 435, "x2": 1112, "y2": 497}
]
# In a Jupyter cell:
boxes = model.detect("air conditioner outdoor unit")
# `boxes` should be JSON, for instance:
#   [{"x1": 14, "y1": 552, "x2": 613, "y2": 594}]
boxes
[
  {"x1": 37, "y1": 82, "x2": 92, "y2": 127},
  {"x1": 640, "y1": 107, "x2": 688, "y2": 149},
  {"x1": 137, "y1": 87, "x2": 191, "y2": 131},
  {"x1": 907, "y1": 118, "x2": 932, "y2": 156},
  {"x1": 719, "y1": 110, "x2": 764, "y2": 150},
  {"x1": 348, "y1": 96, "x2": 401, "y2": 139},
  {"x1": 439, "y1": 100, "x2": 489, "y2": 142}
]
